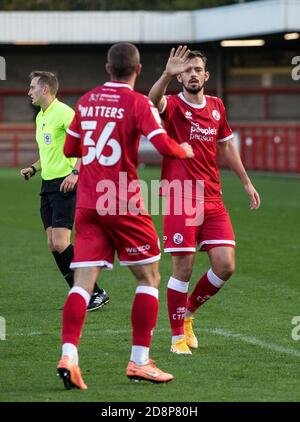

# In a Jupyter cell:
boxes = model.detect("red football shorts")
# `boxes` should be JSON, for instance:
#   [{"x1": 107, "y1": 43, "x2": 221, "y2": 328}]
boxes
[
  {"x1": 163, "y1": 197, "x2": 235, "y2": 253},
  {"x1": 71, "y1": 208, "x2": 161, "y2": 269}
]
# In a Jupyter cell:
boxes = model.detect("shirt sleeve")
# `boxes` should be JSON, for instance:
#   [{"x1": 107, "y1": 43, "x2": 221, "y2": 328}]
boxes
[
  {"x1": 150, "y1": 132, "x2": 187, "y2": 159},
  {"x1": 159, "y1": 95, "x2": 174, "y2": 122},
  {"x1": 64, "y1": 110, "x2": 82, "y2": 157},
  {"x1": 217, "y1": 99, "x2": 234, "y2": 143},
  {"x1": 136, "y1": 96, "x2": 187, "y2": 159},
  {"x1": 62, "y1": 106, "x2": 75, "y2": 131}
]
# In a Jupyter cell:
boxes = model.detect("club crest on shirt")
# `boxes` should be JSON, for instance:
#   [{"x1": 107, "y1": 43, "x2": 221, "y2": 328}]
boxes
[
  {"x1": 212, "y1": 110, "x2": 221, "y2": 121},
  {"x1": 43, "y1": 133, "x2": 52, "y2": 145},
  {"x1": 173, "y1": 233, "x2": 183, "y2": 245}
]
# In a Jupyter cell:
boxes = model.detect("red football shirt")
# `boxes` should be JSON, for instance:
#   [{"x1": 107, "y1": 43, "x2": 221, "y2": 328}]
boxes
[
  {"x1": 65, "y1": 81, "x2": 187, "y2": 209},
  {"x1": 161, "y1": 93, "x2": 233, "y2": 200}
]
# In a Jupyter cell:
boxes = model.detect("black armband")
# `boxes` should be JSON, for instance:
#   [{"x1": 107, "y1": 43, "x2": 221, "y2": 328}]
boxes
[{"x1": 31, "y1": 165, "x2": 37, "y2": 176}]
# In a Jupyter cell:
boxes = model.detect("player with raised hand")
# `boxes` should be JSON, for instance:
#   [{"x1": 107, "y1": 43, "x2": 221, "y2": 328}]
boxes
[
  {"x1": 149, "y1": 45, "x2": 260, "y2": 355},
  {"x1": 56, "y1": 42, "x2": 193, "y2": 390},
  {"x1": 149, "y1": 45, "x2": 192, "y2": 109}
]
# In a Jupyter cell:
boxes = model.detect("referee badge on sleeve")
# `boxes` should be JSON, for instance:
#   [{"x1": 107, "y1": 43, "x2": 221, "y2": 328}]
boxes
[{"x1": 43, "y1": 133, "x2": 52, "y2": 144}]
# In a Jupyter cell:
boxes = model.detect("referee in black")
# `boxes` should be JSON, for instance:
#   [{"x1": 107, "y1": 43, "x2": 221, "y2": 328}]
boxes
[{"x1": 20, "y1": 70, "x2": 109, "y2": 311}]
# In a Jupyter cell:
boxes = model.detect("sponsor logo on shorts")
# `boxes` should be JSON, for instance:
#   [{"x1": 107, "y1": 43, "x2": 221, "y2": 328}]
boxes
[
  {"x1": 212, "y1": 110, "x2": 221, "y2": 121},
  {"x1": 44, "y1": 133, "x2": 52, "y2": 145},
  {"x1": 126, "y1": 244, "x2": 151, "y2": 255},
  {"x1": 173, "y1": 233, "x2": 183, "y2": 245},
  {"x1": 163, "y1": 235, "x2": 167, "y2": 242}
]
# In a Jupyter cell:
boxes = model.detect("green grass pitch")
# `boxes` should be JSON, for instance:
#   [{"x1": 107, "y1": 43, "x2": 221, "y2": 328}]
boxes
[{"x1": 0, "y1": 167, "x2": 299, "y2": 402}]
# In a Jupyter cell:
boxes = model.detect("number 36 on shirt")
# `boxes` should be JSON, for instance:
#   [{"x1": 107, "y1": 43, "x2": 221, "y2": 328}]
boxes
[{"x1": 81, "y1": 121, "x2": 121, "y2": 166}]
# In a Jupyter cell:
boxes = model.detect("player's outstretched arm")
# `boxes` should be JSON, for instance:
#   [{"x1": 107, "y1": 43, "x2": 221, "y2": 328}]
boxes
[
  {"x1": 179, "y1": 142, "x2": 194, "y2": 158},
  {"x1": 149, "y1": 45, "x2": 192, "y2": 112},
  {"x1": 20, "y1": 159, "x2": 41, "y2": 181},
  {"x1": 150, "y1": 133, "x2": 194, "y2": 159},
  {"x1": 218, "y1": 139, "x2": 261, "y2": 210}
]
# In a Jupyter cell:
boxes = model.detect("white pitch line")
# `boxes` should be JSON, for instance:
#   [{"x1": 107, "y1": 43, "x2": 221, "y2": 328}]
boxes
[
  {"x1": 9, "y1": 327, "x2": 300, "y2": 358},
  {"x1": 12, "y1": 331, "x2": 43, "y2": 336},
  {"x1": 203, "y1": 328, "x2": 300, "y2": 358}
]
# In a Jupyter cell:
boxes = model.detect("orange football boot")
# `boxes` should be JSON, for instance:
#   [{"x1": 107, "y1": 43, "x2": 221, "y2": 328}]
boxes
[
  {"x1": 57, "y1": 356, "x2": 88, "y2": 390},
  {"x1": 126, "y1": 359, "x2": 174, "y2": 383}
]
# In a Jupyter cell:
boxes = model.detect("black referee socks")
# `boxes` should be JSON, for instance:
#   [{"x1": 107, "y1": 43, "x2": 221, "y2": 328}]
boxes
[
  {"x1": 52, "y1": 245, "x2": 103, "y2": 293},
  {"x1": 52, "y1": 244, "x2": 74, "y2": 287}
]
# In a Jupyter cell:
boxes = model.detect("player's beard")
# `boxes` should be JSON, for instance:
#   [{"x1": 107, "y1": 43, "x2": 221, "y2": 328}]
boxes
[{"x1": 183, "y1": 81, "x2": 205, "y2": 94}]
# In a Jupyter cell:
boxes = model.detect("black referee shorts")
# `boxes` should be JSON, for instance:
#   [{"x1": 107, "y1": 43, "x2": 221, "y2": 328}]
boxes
[{"x1": 40, "y1": 190, "x2": 76, "y2": 230}]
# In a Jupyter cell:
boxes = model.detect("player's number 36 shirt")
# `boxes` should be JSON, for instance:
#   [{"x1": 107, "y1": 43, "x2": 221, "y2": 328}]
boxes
[{"x1": 65, "y1": 82, "x2": 186, "y2": 209}]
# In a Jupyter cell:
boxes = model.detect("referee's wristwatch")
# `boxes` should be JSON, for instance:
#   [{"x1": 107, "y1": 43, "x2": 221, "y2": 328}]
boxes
[{"x1": 71, "y1": 169, "x2": 79, "y2": 175}]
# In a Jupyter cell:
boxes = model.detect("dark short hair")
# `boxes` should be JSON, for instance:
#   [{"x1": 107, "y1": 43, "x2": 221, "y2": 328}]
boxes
[
  {"x1": 107, "y1": 42, "x2": 140, "y2": 78},
  {"x1": 188, "y1": 50, "x2": 208, "y2": 70},
  {"x1": 29, "y1": 71, "x2": 59, "y2": 95}
]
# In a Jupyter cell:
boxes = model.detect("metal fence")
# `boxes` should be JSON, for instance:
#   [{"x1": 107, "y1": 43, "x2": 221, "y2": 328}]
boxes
[{"x1": 1, "y1": 123, "x2": 300, "y2": 172}]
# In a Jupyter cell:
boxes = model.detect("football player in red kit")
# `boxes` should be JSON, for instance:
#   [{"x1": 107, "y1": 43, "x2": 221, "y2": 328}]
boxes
[
  {"x1": 149, "y1": 45, "x2": 260, "y2": 355},
  {"x1": 56, "y1": 42, "x2": 194, "y2": 389}
]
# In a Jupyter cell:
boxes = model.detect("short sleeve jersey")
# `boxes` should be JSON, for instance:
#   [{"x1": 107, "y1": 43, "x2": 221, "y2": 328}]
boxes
[
  {"x1": 36, "y1": 99, "x2": 76, "y2": 180},
  {"x1": 160, "y1": 93, "x2": 233, "y2": 200},
  {"x1": 67, "y1": 81, "x2": 166, "y2": 209}
]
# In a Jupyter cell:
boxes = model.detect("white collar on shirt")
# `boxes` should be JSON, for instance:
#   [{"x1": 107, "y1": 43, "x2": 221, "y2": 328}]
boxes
[
  {"x1": 178, "y1": 92, "x2": 207, "y2": 109},
  {"x1": 104, "y1": 81, "x2": 133, "y2": 90}
]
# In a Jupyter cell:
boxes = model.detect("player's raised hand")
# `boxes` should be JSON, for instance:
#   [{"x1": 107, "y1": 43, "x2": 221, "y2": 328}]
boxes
[
  {"x1": 181, "y1": 142, "x2": 194, "y2": 158},
  {"x1": 244, "y1": 183, "x2": 261, "y2": 210},
  {"x1": 165, "y1": 45, "x2": 192, "y2": 77}
]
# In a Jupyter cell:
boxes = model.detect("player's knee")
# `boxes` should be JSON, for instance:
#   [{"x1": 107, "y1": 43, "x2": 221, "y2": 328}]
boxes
[
  {"x1": 223, "y1": 263, "x2": 235, "y2": 280},
  {"x1": 173, "y1": 264, "x2": 193, "y2": 282},
  {"x1": 146, "y1": 270, "x2": 161, "y2": 288},
  {"x1": 137, "y1": 270, "x2": 160, "y2": 288},
  {"x1": 213, "y1": 261, "x2": 235, "y2": 281},
  {"x1": 51, "y1": 238, "x2": 68, "y2": 253}
]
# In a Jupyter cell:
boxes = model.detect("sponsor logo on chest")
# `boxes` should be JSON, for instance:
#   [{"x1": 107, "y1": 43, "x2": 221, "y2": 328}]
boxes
[{"x1": 189, "y1": 121, "x2": 217, "y2": 142}]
